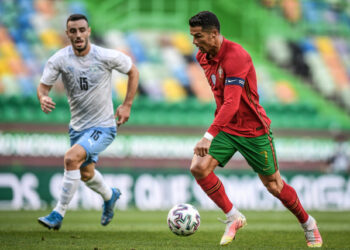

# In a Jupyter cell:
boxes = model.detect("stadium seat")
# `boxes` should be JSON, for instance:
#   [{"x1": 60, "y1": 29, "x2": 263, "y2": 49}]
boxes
[{"x1": 0, "y1": 0, "x2": 349, "y2": 130}]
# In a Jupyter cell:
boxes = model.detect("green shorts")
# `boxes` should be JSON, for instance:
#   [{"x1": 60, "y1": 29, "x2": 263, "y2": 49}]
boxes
[{"x1": 208, "y1": 131, "x2": 279, "y2": 175}]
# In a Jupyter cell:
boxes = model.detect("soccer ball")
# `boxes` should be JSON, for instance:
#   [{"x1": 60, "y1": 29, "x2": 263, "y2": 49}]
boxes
[{"x1": 167, "y1": 203, "x2": 200, "y2": 236}]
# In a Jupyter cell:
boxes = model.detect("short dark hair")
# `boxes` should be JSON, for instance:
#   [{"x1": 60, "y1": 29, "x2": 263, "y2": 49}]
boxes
[
  {"x1": 189, "y1": 11, "x2": 220, "y2": 32},
  {"x1": 66, "y1": 14, "x2": 89, "y2": 26}
]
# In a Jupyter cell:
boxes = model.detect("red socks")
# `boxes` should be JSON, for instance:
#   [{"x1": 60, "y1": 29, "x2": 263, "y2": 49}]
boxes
[
  {"x1": 278, "y1": 180, "x2": 309, "y2": 223},
  {"x1": 196, "y1": 172, "x2": 233, "y2": 213},
  {"x1": 196, "y1": 173, "x2": 308, "y2": 223}
]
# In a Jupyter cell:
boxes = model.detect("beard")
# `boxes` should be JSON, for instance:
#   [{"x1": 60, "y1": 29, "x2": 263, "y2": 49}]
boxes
[
  {"x1": 75, "y1": 42, "x2": 88, "y2": 52},
  {"x1": 72, "y1": 39, "x2": 89, "y2": 53}
]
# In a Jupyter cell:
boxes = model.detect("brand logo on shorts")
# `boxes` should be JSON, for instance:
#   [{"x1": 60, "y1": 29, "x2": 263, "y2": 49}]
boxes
[{"x1": 262, "y1": 166, "x2": 271, "y2": 171}]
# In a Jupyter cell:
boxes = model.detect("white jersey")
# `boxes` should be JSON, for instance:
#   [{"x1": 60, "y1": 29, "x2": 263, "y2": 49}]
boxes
[{"x1": 40, "y1": 44, "x2": 132, "y2": 131}]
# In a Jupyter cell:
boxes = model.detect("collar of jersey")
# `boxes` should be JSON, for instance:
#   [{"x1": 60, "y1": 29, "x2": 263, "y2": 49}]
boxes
[{"x1": 205, "y1": 37, "x2": 227, "y2": 63}]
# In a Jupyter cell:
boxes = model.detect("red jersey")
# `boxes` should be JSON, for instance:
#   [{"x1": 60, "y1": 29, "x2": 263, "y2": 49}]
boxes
[{"x1": 196, "y1": 38, "x2": 271, "y2": 138}]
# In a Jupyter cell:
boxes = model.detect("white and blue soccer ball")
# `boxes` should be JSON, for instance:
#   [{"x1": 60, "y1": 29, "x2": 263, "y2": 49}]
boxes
[{"x1": 167, "y1": 203, "x2": 200, "y2": 236}]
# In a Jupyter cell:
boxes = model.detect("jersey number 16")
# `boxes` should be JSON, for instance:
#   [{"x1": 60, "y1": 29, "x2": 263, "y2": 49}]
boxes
[{"x1": 79, "y1": 77, "x2": 88, "y2": 90}]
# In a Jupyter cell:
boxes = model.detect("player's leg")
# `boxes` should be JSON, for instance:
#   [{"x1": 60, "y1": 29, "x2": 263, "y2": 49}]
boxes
[
  {"x1": 259, "y1": 171, "x2": 307, "y2": 221},
  {"x1": 190, "y1": 154, "x2": 233, "y2": 213},
  {"x1": 80, "y1": 162, "x2": 121, "y2": 226},
  {"x1": 76, "y1": 126, "x2": 120, "y2": 225},
  {"x1": 38, "y1": 144, "x2": 86, "y2": 230},
  {"x1": 190, "y1": 131, "x2": 246, "y2": 246},
  {"x1": 235, "y1": 130, "x2": 322, "y2": 248},
  {"x1": 259, "y1": 171, "x2": 322, "y2": 248},
  {"x1": 81, "y1": 163, "x2": 113, "y2": 200}
]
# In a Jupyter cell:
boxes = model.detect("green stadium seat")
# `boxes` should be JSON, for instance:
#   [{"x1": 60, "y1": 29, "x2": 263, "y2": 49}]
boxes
[{"x1": 2, "y1": 105, "x2": 18, "y2": 122}]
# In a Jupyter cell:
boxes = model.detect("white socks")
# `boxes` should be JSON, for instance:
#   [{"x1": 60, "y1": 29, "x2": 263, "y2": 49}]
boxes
[
  {"x1": 301, "y1": 215, "x2": 315, "y2": 231},
  {"x1": 53, "y1": 169, "x2": 112, "y2": 217},
  {"x1": 54, "y1": 169, "x2": 81, "y2": 217},
  {"x1": 85, "y1": 169, "x2": 112, "y2": 201},
  {"x1": 226, "y1": 206, "x2": 240, "y2": 218}
]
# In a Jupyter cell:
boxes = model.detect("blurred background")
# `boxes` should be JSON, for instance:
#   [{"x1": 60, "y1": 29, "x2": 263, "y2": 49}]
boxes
[{"x1": 0, "y1": 0, "x2": 349, "y2": 211}]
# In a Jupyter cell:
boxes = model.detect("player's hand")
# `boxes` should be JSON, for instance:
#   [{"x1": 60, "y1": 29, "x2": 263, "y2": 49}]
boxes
[
  {"x1": 115, "y1": 104, "x2": 131, "y2": 127},
  {"x1": 40, "y1": 96, "x2": 56, "y2": 114},
  {"x1": 194, "y1": 137, "x2": 211, "y2": 157}
]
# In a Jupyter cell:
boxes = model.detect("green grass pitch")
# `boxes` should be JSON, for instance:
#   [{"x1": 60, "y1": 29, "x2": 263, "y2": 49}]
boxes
[{"x1": 0, "y1": 210, "x2": 349, "y2": 249}]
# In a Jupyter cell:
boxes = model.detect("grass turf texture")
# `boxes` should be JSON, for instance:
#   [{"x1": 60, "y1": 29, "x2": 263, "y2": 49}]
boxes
[{"x1": 0, "y1": 210, "x2": 349, "y2": 249}]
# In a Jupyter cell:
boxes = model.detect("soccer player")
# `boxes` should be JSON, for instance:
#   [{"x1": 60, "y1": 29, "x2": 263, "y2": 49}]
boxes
[
  {"x1": 37, "y1": 14, "x2": 139, "y2": 230},
  {"x1": 188, "y1": 11, "x2": 322, "y2": 247}
]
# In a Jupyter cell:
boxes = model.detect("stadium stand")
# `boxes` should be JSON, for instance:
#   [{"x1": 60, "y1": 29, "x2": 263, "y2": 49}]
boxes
[
  {"x1": 261, "y1": 0, "x2": 350, "y2": 113},
  {"x1": 0, "y1": 0, "x2": 349, "y2": 131}
]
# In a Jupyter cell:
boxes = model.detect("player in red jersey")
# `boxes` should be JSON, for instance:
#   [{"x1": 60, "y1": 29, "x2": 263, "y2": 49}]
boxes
[{"x1": 189, "y1": 11, "x2": 322, "y2": 247}]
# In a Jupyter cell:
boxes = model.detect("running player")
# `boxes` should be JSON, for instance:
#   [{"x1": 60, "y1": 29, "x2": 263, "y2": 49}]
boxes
[
  {"x1": 188, "y1": 11, "x2": 322, "y2": 247},
  {"x1": 37, "y1": 14, "x2": 139, "y2": 230}
]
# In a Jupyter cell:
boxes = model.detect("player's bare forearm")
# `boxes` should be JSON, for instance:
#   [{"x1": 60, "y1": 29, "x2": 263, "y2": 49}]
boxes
[
  {"x1": 37, "y1": 83, "x2": 55, "y2": 114},
  {"x1": 37, "y1": 83, "x2": 51, "y2": 100},
  {"x1": 124, "y1": 64, "x2": 139, "y2": 107},
  {"x1": 115, "y1": 64, "x2": 139, "y2": 126}
]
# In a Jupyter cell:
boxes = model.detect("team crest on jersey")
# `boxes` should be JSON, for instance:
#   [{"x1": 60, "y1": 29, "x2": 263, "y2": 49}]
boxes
[
  {"x1": 211, "y1": 74, "x2": 216, "y2": 86},
  {"x1": 67, "y1": 66, "x2": 74, "y2": 73},
  {"x1": 90, "y1": 65, "x2": 99, "y2": 73},
  {"x1": 218, "y1": 65, "x2": 223, "y2": 79}
]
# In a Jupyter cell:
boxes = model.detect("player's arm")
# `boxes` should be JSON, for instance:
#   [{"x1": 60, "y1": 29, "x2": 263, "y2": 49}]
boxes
[
  {"x1": 194, "y1": 54, "x2": 251, "y2": 157},
  {"x1": 37, "y1": 83, "x2": 55, "y2": 114},
  {"x1": 207, "y1": 53, "x2": 252, "y2": 138},
  {"x1": 207, "y1": 83, "x2": 243, "y2": 136},
  {"x1": 194, "y1": 84, "x2": 243, "y2": 157},
  {"x1": 115, "y1": 63, "x2": 139, "y2": 126},
  {"x1": 38, "y1": 54, "x2": 61, "y2": 114}
]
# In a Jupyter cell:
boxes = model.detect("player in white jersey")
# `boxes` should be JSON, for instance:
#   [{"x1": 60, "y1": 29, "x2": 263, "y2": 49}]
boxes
[{"x1": 37, "y1": 14, "x2": 139, "y2": 230}]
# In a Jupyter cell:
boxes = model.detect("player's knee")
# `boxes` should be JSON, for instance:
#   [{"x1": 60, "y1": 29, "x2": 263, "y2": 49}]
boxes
[
  {"x1": 264, "y1": 182, "x2": 280, "y2": 197},
  {"x1": 190, "y1": 162, "x2": 208, "y2": 179},
  {"x1": 64, "y1": 154, "x2": 80, "y2": 170}
]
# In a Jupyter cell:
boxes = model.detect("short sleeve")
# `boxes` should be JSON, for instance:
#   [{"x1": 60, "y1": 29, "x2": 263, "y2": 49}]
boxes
[
  {"x1": 106, "y1": 49, "x2": 132, "y2": 74},
  {"x1": 40, "y1": 57, "x2": 61, "y2": 85}
]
